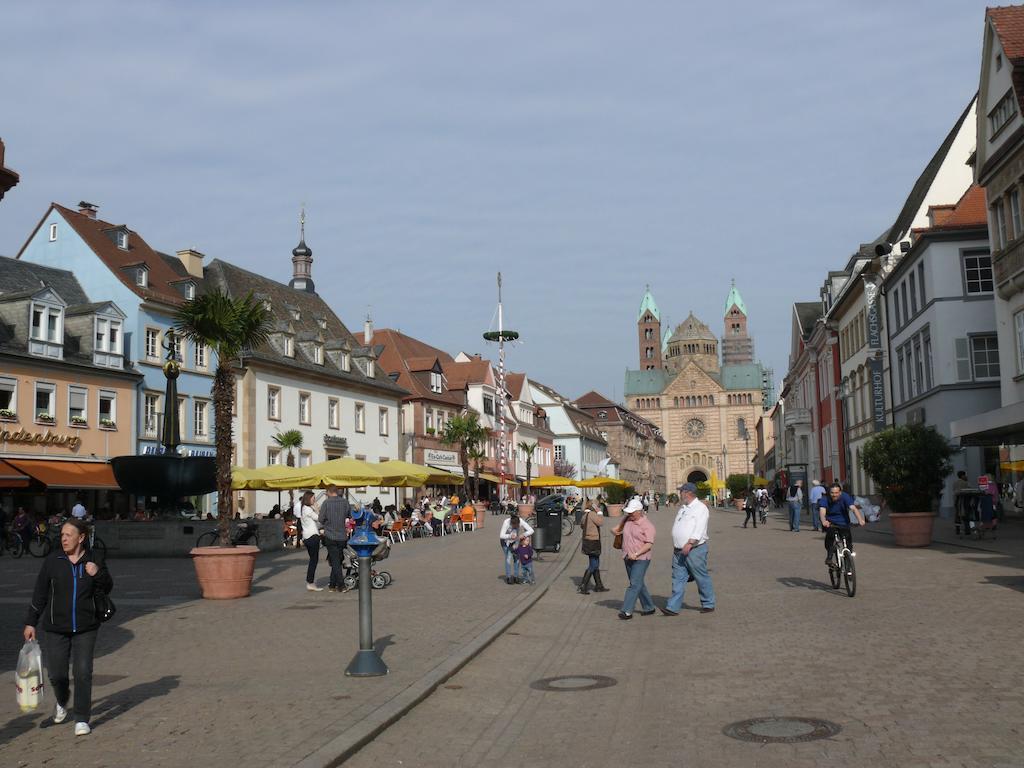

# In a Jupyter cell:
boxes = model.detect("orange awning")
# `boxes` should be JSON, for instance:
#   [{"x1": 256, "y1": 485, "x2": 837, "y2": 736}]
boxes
[
  {"x1": 5, "y1": 459, "x2": 119, "y2": 490},
  {"x1": 0, "y1": 459, "x2": 31, "y2": 488}
]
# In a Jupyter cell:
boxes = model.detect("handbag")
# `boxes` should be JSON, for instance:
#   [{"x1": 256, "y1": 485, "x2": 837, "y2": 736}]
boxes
[
  {"x1": 581, "y1": 537, "x2": 601, "y2": 555},
  {"x1": 94, "y1": 589, "x2": 116, "y2": 623}
]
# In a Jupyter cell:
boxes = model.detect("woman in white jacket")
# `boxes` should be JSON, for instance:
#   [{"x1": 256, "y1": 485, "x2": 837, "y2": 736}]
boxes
[
  {"x1": 298, "y1": 491, "x2": 323, "y2": 591},
  {"x1": 498, "y1": 514, "x2": 534, "y2": 585}
]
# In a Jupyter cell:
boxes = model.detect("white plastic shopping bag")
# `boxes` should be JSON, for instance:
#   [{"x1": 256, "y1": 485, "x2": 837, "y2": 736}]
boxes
[{"x1": 15, "y1": 639, "x2": 45, "y2": 713}]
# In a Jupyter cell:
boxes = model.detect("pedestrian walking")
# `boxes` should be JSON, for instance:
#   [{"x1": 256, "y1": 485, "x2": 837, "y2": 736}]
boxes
[
  {"x1": 787, "y1": 481, "x2": 803, "y2": 532},
  {"x1": 22, "y1": 518, "x2": 113, "y2": 736},
  {"x1": 808, "y1": 479, "x2": 826, "y2": 531},
  {"x1": 742, "y1": 493, "x2": 757, "y2": 528},
  {"x1": 661, "y1": 482, "x2": 715, "y2": 615},
  {"x1": 318, "y1": 485, "x2": 351, "y2": 593},
  {"x1": 612, "y1": 497, "x2": 656, "y2": 620},
  {"x1": 71, "y1": 497, "x2": 87, "y2": 520},
  {"x1": 498, "y1": 513, "x2": 534, "y2": 584},
  {"x1": 577, "y1": 500, "x2": 609, "y2": 594},
  {"x1": 517, "y1": 537, "x2": 536, "y2": 584},
  {"x1": 298, "y1": 491, "x2": 323, "y2": 591}
]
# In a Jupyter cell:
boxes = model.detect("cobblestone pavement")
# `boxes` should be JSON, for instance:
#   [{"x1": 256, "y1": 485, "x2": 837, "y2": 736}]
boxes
[
  {"x1": 348, "y1": 505, "x2": 1024, "y2": 768},
  {"x1": 0, "y1": 517, "x2": 571, "y2": 767}
]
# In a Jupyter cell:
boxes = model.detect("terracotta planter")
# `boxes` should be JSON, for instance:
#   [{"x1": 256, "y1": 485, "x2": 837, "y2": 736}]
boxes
[
  {"x1": 190, "y1": 545, "x2": 259, "y2": 599},
  {"x1": 606, "y1": 503, "x2": 624, "y2": 518},
  {"x1": 889, "y1": 512, "x2": 935, "y2": 547}
]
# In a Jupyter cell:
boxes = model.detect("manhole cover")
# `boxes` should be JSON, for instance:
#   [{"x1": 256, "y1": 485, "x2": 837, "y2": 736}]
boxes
[
  {"x1": 723, "y1": 717, "x2": 841, "y2": 743},
  {"x1": 530, "y1": 675, "x2": 617, "y2": 692}
]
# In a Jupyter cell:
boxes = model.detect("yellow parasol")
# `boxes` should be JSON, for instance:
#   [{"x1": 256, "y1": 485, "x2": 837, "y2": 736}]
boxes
[
  {"x1": 529, "y1": 475, "x2": 578, "y2": 488},
  {"x1": 573, "y1": 477, "x2": 631, "y2": 489}
]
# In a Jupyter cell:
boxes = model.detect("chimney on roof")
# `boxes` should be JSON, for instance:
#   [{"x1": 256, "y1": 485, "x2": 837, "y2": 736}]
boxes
[
  {"x1": 176, "y1": 248, "x2": 205, "y2": 278},
  {"x1": 364, "y1": 314, "x2": 373, "y2": 345},
  {"x1": 78, "y1": 201, "x2": 99, "y2": 219}
]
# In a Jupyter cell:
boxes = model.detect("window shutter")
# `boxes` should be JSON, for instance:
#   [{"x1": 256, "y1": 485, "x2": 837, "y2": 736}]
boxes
[{"x1": 955, "y1": 338, "x2": 971, "y2": 382}]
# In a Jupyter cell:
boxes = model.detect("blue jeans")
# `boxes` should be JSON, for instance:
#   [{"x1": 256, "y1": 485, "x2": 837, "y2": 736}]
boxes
[
  {"x1": 520, "y1": 562, "x2": 535, "y2": 583},
  {"x1": 621, "y1": 558, "x2": 654, "y2": 615},
  {"x1": 788, "y1": 501, "x2": 801, "y2": 531},
  {"x1": 665, "y1": 545, "x2": 715, "y2": 611},
  {"x1": 501, "y1": 542, "x2": 520, "y2": 579},
  {"x1": 586, "y1": 552, "x2": 600, "y2": 574}
]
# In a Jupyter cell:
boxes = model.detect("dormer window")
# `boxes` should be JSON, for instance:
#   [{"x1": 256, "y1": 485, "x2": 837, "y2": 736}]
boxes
[
  {"x1": 116, "y1": 231, "x2": 129, "y2": 250},
  {"x1": 29, "y1": 299, "x2": 64, "y2": 360},
  {"x1": 185, "y1": 282, "x2": 196, "y2": 300},
  {"x1": 284, "y1": 336, "x2": 294, "y2": 357},
  {"x1": 341, "y1": 352, "x2": 351, "y2": 372},
  {"x1": 291, "y1": 308, "x2": 300, "y2": 322},
  {"x1": 430, "y1": 371, "x2": 443, "y2": 393},
  {"x1": 93, "y1": 316, "x2": 124, "y2": 369},
  {"x1": 136, "y1": 266, "x2": 148, "y2": 287},
  {"x1": 318, "y1": 317, "x2": 327, "y2": 330},
  {"x1": 314, "y1": 344, "x2": 324, "y2": 365}
]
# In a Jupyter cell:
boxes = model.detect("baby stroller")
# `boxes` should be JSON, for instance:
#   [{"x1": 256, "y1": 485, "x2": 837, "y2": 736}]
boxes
[
  {"x1": 757, "y1": 492, "x2": 769, "y2": 525},
  {"x1": 342, "y1": 538, "x2": 393, "y2": 590}
]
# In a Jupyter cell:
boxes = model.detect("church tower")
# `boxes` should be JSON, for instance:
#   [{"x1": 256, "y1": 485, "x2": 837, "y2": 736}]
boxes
[
  {"x1": 289, "y1": 207, "x2": 315, "y2": 293},
  {"x1": 637, "y1": 286, "x2": 662, "y2": 370},
  {"x1": 722, "y1": 279, "x2": 753, "y2": 364}
]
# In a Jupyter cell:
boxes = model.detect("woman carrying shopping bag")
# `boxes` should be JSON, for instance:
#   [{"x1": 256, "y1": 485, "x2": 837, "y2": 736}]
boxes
[
  {"x1": 22, "y1": 517, "x2": 113, "y2": 736},
  {"x1": 577, "y1": 501, "x2": 609, "y2": 594}
]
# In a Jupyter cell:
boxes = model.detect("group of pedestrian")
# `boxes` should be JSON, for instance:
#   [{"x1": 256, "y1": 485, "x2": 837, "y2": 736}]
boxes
[
  {"x1": 498, "y1": 514, "x2": 535, "y2": 584},
  {"x1": 293, "y1": 485, "x2": 357, "y2": 592}
]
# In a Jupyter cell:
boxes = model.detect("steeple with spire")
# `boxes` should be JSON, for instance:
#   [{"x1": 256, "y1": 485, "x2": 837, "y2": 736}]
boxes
[
  {"x1": 722, "y1": 279, "x2": 753, "y2": 364},
  {"x1": 290, "y1": 206, "x2": 315, "y2": 293},
  {"x1": 637, "y1": 284, "x2": 663, "y2": 370}
]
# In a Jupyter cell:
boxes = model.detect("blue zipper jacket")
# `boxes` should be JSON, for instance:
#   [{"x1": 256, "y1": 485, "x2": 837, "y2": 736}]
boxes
[{"x1": 24, "y1": 551, "x2": 113, "y2": 634}]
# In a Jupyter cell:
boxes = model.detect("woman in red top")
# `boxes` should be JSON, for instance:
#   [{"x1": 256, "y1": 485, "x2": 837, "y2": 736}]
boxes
[{"x1": 611, "y1": 497, "x2": 656, "y2": 620}]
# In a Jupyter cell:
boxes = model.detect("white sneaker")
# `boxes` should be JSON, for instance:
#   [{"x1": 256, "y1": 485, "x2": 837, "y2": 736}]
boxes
[
  {"x1": 74, "y1": 722, "x2": 91, "y2": 736},
  {"x1": 306, "y1": 583, "x2": 323, "y2": 592},
  {"x1": 53, "y1": 703, "x2": 68, "y2": 724}
]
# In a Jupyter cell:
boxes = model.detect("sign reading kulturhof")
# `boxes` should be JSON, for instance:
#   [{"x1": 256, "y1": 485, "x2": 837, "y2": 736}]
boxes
[
  {"x1": 1, "y1": 427, "x2": 82, "y2": 450},
  {"x1": 425, "y1": 448, "x2": 459, "y2": 466},
  {"x1": 864, "y1": 275, "x2": 882, "y2": 350},
  {"x1": 867, "y1": 357, "x2": 886, "y2": 432}
]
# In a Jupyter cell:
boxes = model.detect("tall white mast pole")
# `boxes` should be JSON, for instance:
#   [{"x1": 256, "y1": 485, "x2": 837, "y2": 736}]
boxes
[{"x1": 497, "y1": 273, "x2": 507, "y2": 503}]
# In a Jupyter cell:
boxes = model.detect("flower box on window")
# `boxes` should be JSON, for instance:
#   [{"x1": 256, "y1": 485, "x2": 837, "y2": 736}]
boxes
[
  {"x1": 36, "y1": 412, "x2": 55, "y2": 423},
  {"x1": 70, "y1": 416, "x2": 88, "y2": 426},
  {"x1": 100, "y1": 418, "x2": 117, "y2": 429},
  {"x1": 0, "y1": 408, "x2": 16, "y2": 420}
]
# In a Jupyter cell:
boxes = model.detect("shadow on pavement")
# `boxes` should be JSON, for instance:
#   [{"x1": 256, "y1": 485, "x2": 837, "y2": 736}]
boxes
[
  {"x1": 981, "y1": 575, "x2": 1024, "y2": 592},
  {"x1": 373, "y1": 634, "x2": 396, "y2": 659},
  {"x1": 777, "y1": 576, "x2": 835, "y2": 592},
  {"x1": 90, "y1": 675, "x2": 181, "y2": 728}
]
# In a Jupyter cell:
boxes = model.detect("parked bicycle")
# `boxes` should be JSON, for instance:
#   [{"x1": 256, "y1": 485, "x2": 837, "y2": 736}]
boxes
[
  {"x1": 826, "y1": 528, "x2": 857, "y2": 597},
  {"x1": 2, "y1": 526, "x2": 25, "y2": 558},
  {"x1": 196, "y1": 519, "x2": 261, "y2": 548}
]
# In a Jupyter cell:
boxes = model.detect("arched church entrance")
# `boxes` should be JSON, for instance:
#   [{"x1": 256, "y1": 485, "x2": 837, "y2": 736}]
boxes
[{"x1": 686, "y1": 469, "x2": 708, "y2": 484}]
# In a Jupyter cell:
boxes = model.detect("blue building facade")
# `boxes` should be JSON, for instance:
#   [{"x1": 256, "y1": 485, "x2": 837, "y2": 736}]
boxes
[{"x1": 18, "y1": 202, "x2": 217, "y2": 511}]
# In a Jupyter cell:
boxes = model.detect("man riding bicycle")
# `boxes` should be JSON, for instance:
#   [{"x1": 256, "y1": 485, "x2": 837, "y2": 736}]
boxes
[{"x1": 818, "y1": 482, "x2": 865, "y2": 565}]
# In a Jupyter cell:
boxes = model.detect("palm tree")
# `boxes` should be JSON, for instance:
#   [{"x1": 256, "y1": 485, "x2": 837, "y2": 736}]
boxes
[
  {"x1": 440, "y1": 412, "x2": 488, "y2": 500},
  {"x1": 175, "y1": 289, "x2": 271, "y2": 546},
  {"x1": 467, "y1": 445, "x2": 486, "y2": 501},
  {"x1": 272, "y1": 429, "x2": 304, "y2": 511},
  {"x1": 517, "y1": 440, "x2": 537, "y2": 498}
]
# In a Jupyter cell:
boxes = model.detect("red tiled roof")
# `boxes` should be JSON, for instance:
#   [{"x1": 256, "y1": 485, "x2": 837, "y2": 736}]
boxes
[
  {"x1": 989, "y1": 6, "x2": 1024, "y2": 62},
  {"x1": 371, "y1": 328, "x2": 462, "y2": 405},
  {"x1": 914, "y1": 185, "x2": 988, "y2": 235},
  {"x1": 27, "y1": 204, "x2": 193, "y2": 305},
  {"x1": 444, "y1": 357, "x2": 493, "y2": 391},
  {"x1": 574, "y1": 390, "x2": 616, "y2": 408},
  {"x1": 505, "y1": 372, "x2": 526, "y2": 399}
]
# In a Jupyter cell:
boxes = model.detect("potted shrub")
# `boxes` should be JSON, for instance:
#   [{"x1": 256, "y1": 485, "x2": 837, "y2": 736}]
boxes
[
  {"x1": 726, "y1": 473, "x2": 753, "y2": 510},
  {"x1": 70, "y1": 416, "x2": 88, "y2": 426},
  {"x1": 100, "y1": 418, "x2": 117, "y2": 429},
  {"x1": 861, "y1": 423, "x2": 953, "y2": 547},
  {"x1": 0, "y1": 408, "x2": 16, "y2": 420},
  {"x1": 176, "y1": 289, "x2": 272, "y2": 598},
  {"x1": 36, "y1": 412, "x2": 55, "y2": 424}
]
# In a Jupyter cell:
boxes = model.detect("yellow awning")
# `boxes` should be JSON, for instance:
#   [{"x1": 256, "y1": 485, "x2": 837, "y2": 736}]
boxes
[
  {"x1": 573, "y1": 477, "x2": 630, "y2": 489},
  {"x1": 233, "y1": 457, "x2": 467, "y2": 490}
]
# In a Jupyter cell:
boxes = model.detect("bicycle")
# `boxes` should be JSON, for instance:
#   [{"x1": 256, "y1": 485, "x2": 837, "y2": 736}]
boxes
[
  {"x1": 196, "y1": 519, "x2": 261, "y2": 548},
  {"x1": 27, "y1": 522, "x2": 58, "y2": 558},
  {"x1": 826, "y1": 527, "x2": 856, "y2": 597},
  {"x1": 2, "y1": 527, "x2": 25, "y2": 558}
]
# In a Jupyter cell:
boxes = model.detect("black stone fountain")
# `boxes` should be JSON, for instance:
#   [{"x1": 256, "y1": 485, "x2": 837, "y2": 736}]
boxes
[{"x1": 111, "y1": 328, "x2": 216, "y2": 512}]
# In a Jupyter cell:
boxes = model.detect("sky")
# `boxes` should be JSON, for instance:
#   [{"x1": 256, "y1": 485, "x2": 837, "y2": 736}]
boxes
[{"x1": 0, "y1": 0, "x2": 999, "y2": 403}]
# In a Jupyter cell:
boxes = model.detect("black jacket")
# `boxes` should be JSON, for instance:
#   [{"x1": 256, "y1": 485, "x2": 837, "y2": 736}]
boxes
[{"x1": 25, "y1": 550, "x2": 113, "y2": 634}]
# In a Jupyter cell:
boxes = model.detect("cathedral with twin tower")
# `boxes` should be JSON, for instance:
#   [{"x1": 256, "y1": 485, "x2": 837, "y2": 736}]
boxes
[{"x1": 624, "y1": 283, "x2": 774, "y2": 494}]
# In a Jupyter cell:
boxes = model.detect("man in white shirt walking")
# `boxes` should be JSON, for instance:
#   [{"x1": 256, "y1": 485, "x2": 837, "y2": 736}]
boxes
[
  {"x1": 660, "y1": 482, "x2": 716, "y2": 615},
  {"x1": 71, "y1": 498, "x2": 87, "y2": 520}
]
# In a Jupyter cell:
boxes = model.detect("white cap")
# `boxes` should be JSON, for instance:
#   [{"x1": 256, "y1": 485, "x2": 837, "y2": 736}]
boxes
[{"x1": 623, "y1": 498, "x2": 644, "y2": 515}]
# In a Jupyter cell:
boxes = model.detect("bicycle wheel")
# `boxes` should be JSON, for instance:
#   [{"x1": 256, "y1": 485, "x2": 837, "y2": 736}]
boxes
[
  {"x1": 561, "y1": 516, "x2": 574, "y2": 536},
  {"x1": 6, "y1": 534, "x2": 24, "y2": 558},
  {"x1": 379, "y1": 570, "x2": 392, "y2": 586},
  {"x1": 90, "y1": 536, "x2": 107, "y2": 559},
  {"x1": 28, "y1": 534, "x2": 51, "y2": 558},
  {"x1": 370, "y1": 572, "x2": 387, "y2": 590},
  {"x1": 843, "y1": 550, "x2": 857, "y2": 597},
  {"x1": 196, "y1": 530, "x2": 219, "y2": 547}
]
